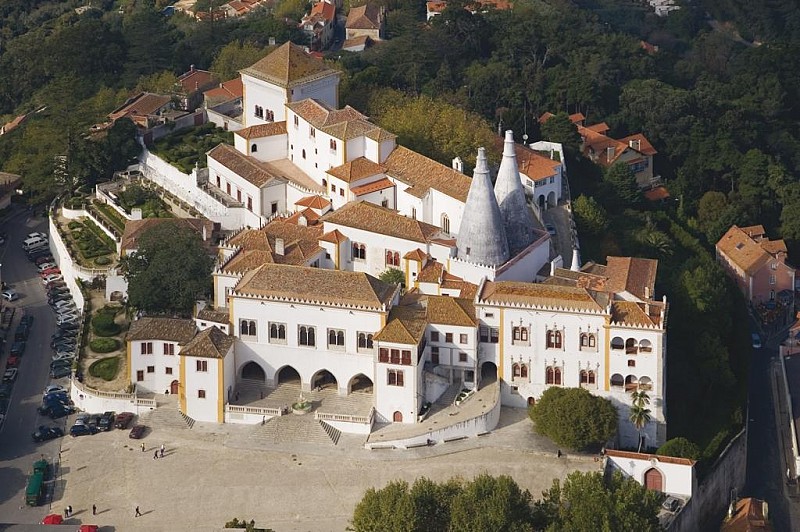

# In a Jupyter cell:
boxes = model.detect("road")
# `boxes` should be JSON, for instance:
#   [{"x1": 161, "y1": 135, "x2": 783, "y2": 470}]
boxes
[
  {"x1": 744, "y1": 321, "x2": 800, "y2": 530},
  {"x1": 0, "y1": 206, "x2": 70, "y2": 524}
]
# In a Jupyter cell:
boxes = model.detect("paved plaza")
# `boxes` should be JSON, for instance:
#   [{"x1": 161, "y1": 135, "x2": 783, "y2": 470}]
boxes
[{"x1": 49, "y1": 407, "x2": 600, "y2": 531}]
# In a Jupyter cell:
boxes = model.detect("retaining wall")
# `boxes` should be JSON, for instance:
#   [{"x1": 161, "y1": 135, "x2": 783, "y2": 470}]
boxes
[{"x1": 69, "y1": 378, "x2": 156, "y2": 416}]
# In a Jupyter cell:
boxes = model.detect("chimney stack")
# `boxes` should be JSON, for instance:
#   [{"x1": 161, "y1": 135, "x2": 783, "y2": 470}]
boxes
[
  {"x1": 452, "y1": 156, "x2": 463, "y2": 173},
  {"x1": 275, "y1": 237, "x2": 285, "y2": 256},
  {"x1": 606, "y1": 146, "x2": 615, "y2": 161},
  {"x1": 570, "y1": 248, "x2": 581, "y2": 272}
]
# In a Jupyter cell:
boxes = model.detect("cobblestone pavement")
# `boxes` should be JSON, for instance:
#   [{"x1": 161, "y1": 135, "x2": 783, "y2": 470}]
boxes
[{"x1": 54, "y1": 407, "x2": 601, "y2": 531}]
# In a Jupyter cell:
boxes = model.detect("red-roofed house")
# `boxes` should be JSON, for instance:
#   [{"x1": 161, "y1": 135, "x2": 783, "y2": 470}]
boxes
[
  {"x1": 345, "y1": 3, "x2": 385, "y2": 41},
  {"x1": 176, "y1": 66, "x2": 219, "y2": 111},
  {"x1": 716, "y1": 225, "x2": 795, "y2": 306},
  {"x1": 300, "y1": 0, "x2": 337, "y2": 51}
]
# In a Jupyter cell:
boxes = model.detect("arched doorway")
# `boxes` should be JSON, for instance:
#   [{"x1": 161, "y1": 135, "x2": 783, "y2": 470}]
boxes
[
  {"x1": 348, "y1": 374, "x2": 373, "y2": 394},
  {"x1": 170, "y1": 380, "x2": 179, "y2": 395},
  {"x1": 538, "y1": 195, "x2": 546, "y2": 210},
  {"x1": 547, "y1": 191, "x2": 556, "y2": 207},
  {"x1": 527, "y1": 397, "x2": 535, "y2": 407},
  {"x1": 481, "y1": 361, "x2": 497, "y2": 386},
  {"x1": 312, "y1": 369, "x2": 337, "y2": 391},
  {"x1": 644, "y1": 468, "x2": 663, "y2": 492},
  {"x1": 276, "y1": 366, "x2": 301, "y2": 384},
  {"x1": 393, "y1": 411, "x2": 403, "y2": 422},
  {"x1": 241, "y1": 361, "x2": 266, "y2": 382}
]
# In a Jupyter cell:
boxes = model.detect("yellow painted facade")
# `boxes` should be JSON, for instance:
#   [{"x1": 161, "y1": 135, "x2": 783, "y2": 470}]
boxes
[{"x1": 217, "y1": 358, "x2": 225, "y2": 423}]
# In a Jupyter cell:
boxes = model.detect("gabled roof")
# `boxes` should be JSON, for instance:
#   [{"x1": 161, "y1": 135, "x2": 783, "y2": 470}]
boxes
[
  {"x1": 319, "y1": 228, "x2": 347, "y2": 244},
  {"x1": 295, "y1": 195, "x2": 331, "y2": 209},
  {"x1": 346, "y1": 3, "x2": 382, "y2": 29},
  {"x1": 604, "y1": 449, "x2": 696, "y2": 466},
  {"x1": 321, "y1": 201, "x2": 443, "y2": 243},
  {"x1": 286, "y1": 99, "x2": 393, "y2": 142},
  {"x1": 240, "y1": 42, "x2": 340, "y2": 89},
  {"x1": 721, "y1": 498, "x2": 773, "y2": 532},
  {"x1": 514, "y1": 143, "x2": 561, "y2": 182},
  {"x1": 196, "y1": 308, "x2": 229, "y2": 324},
  {"x1": 326, "y1": 157, "x2": 384, "y2": 183},
  {"x1": 222, "y1": 218, "x2": 323, "y2": 271},
  {"x1": 478, "y1": 281, "x2": 605, "y2": 312},
  {"x1": 425, "y1": 295, "x2": 476, "y2": 326},
  {"x1": 179, "y1": 326, "x2": 233, "y2": 358},
  {"x1": 610, "y1": 301, "x2": 664, "y2": 328},
  {"x1": 203, "y1": 78, "x2": 244, "y2": 103},
  {"x1": 235, "y1": 121, "x2": 287, "y2": 140},
  {"x1": 233, "y1": 263, "x2": 396, "y2": 310},
  {"x1": 605, "y1": 256, "x2": 658, "y2": 301},
  {"x1": 121, "y1": 218, "x2": 214, "y2": 252},
  {"x1": 717, "y1": 225, "x2": 789, "y2": 275},
  {"x1": 110, "y1": 92, "x2": 171, "y2": 121},
  {"x1": 374, "y1": 306, "x2": 427, "y2": 344},
  {"x1": 403, "y1": 248, "x2": 428, "y2": 261},
  {"x1": 351, "y1": 177, "x2": 394, "y2": 196},
  {"x1": 177, "y1": 68, "x2": 217, "y2": 94},
  {"x1": 308, "y1": 0, "x2": 335, "y2": 22},
  {"x1": 383, "y1": 146, "x2": 471, "y2": 202},
  {"x1": 127, "y1": 317, "x2": 197, "y2": 343},
  {"x1": 619, "y1": 133, "x2": 657, "y2": 156},
  {"x1": 207, "y1": 143, "x2": 278, "y2": 187}
]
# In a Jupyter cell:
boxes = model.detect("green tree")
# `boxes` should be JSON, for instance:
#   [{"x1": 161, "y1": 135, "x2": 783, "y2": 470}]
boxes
[
  {"x1": 656, "y1": 437, "x2": 701, "y2": 460},
  {"x1": 572, "y1": 195, "x2": 609, "y2": 235},
  {"x1": 539, "y1": 112, "x2": 581, "y2": 154},
  {"x1": 120, "y1": 222, "x2": 214, "y2": 314},
  {"x1": 535, "y1": 471, "x2": 661, "y2": 532},
  {"x1": 210, "y1": 41, "x2": 269, "y2": 81},
  {"x1": 529, "y1": 387, "x2": 617, "y2": 451},
  {"x1": 378, "y1": 268, "x2": 405, "y2": 287},
  {"x1": 449, "y1": 474, "x2": 534, "y2": 532},
  {"x1": 629, "y1": 390, "x2": 651, "y2": 452},
  {"x1": 604, "y1": 162, "x2": 640, "y2": 206}
]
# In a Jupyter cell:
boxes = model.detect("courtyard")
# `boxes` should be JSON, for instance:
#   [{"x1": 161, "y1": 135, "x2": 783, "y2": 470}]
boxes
[{"x1": 52, "y1": 407, "x2": 600, "y2": 531}]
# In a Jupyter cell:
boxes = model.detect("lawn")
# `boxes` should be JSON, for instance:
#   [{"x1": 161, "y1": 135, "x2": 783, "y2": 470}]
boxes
[
  {"x1": 89, "y1": 356, "x2": 120, "y2": 381},
  {"x1": 151, "y1": 123, "x2": 233, "y2": 174},
  {"x1": 115, "y1": 184, "x2": 173, "y2": 218},
  {"x1": 65, "y1": 218, "x2": 116, "y2": 261}
]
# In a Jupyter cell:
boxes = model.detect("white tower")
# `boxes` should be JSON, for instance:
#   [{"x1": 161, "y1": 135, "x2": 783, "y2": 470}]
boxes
[{"x1": 494, "y1": 130, "x2": 536, "y2": 256}]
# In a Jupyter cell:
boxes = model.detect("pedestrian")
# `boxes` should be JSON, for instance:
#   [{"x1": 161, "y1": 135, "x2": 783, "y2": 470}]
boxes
[
  {"x1": 160, "y1": 448, "x2": 164, "y2": 458},
  {"x1": 153, "y1": 450, "x2": 158, "y2": 460},
  {"x1": 235, "y1": 391, "x2": 240, "y2": 401},
  {"x1": 557, "y1": 449, "x2": 562, "y2": 458},
  {"x1": 67, "y1": 505, "x2": 72, "y2": 517},
  {"x1": 63, "y1": 508, "x2": 68, "y2": 519},
  {"x1": 135, "y1": 506, "x2": 141, "y2": 517},
  {"x1": 141, "y1": 442, "x2": 145, "y2": 452},
  {"x1": 92, "y1": 504, "x2": 96, "y2": 516}
]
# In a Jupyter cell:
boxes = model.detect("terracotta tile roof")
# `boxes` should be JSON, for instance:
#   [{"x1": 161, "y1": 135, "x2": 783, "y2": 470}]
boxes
[
  {"x1": 233, "y1": 263, "x2": 396, "y2": 309},
  {"x1": 404, "y1": 249, "x2": 428, "y2": 261},
  {"x1": 177, "y1": 68, "x2": 217, "y2": 94},
  {"x1": 610, "y1": 301, "x2": 663, "y2": 328},
  {"x1": 619, "y1": 133, "x2": 657, "y2": 156},
  {"x1": 319, "y1": 229, "x2": 347, "y2": 244},
  {"x1": 569, "y1": 112, "x2": 585, "y2": 123},
  {"x1": 717, "y1": 225, "x2": 788, "y2": 275},
  {"x1": 479, "y1": 281, "x2": 604, "y2": 311},
  {"x1": 351, "y1": 177, "x2": 394, "y2": 196},
  {"x1": 235, "y1": 121, "x2": 287, "y2": 140},
  {"x1": 326, "y1": 157, "x2": 384, "y2": 183},
  {"x1": 127, "y1": 317, "x2": 197, "y2": 343},
  {"x1": 513, "y1": 143, "x2": 561, "y2": 182},
  {"x1": 196, "y1": 308, "x2": 230, "y2": 324},
  {"x1": 0, "y1": 171, "x2": 21, "y2": 185},
  {"x1": 426, "y1": 0, "x2": 447, "y2": 14},
  {"x1": 604, "y1": 449, "x2": 696, "y2": 466},
  {"x1": 179, "y1": 326, "x2": 233, "y2": 358},
  {"x1": 417, "y1": 260, "x2": 444, "y2": 283},
  {"x1": 585, "y1": 122, "x2": 609, "y2": 133},
  {"x1": 207, "y1": 143, "x2": 277, "y2": 187},
  {"x1": 721, "y1": 498, "x2": 772, "y2": 532},
  {"x1": 740, "y1": 224, "x2": 766, "y2": 237},
  {"x1": 375, "y1": 294, "x2": 475, "y2": 344},
  {"x1": 537, "y1": 112, "x2": 555, "y2": 124},
  {"x1": 240, "y1": 42, "x2": 340, "y2": 89},
  {"x1": 365, "y1": 127, "x2": 396, "y2": 142},
  {"x1": 346, "y1": 3, "x2": 382, "y2": 29},
  {"x1": 203, "y1": 78, "x2": 244, "y2": 103},
  {"x1": 426, "y1": 295, "x2": 476, "y2": 326},
  {"x1": 223, "y1": 218, "x2": 323, "y2": 271},
  {"x1": 643, "y1": 186, "x2": 670, "y2": 201},
  {"x1": 308, "y1": 0, "x2": 335, "y2": 22},
  {"x1": 110, "y1": 92, "x2": 171, "y2": 121},
  {"x1": 383, "y1": 146, "x2": 471, "y2": 202},
  {"x1": 374, "y1": 306, "x2": 427, "y2": 344},
  {"x1": 605, "y1": 256, "x2": 658, "y2": 300},
  {"x1": 579, "y1": 125, "x2": 630, "y2": 167},
  {"x1": 121, "y1": 218, "x2": 214, "y2": 252},
  {"x1": 322, "y1": 201, "x2": 443, "y2": 243},
  {"x1": 259, "y1": 158, "x2": 324, "y2": 193},
  {"x1": 342, "y1": 35, "x2": 373, "y2": 50},
  {"x1": 295, "y1": 195, "x2": 331, "y2": 209},
  {"x1": 455, "y1": 281, "x2": 479, "y2": 299},
  {"x1": 285, "y1": 207, "x2": 321, "y2": 225}
]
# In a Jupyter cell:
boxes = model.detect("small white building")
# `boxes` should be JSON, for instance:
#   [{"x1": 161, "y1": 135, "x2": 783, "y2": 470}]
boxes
[
  {"x1": 127, "y1": 317, "x2": 198, "y2": 395},
  {"x1": 180, "y1": 326, "x2": 235, "y2": 423},
  {"x1": 604, "y1": 449, "x2": 697, "y2": 498}
]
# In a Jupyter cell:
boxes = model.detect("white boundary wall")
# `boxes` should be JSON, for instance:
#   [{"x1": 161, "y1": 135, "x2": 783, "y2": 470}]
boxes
[
  {"x1": 48, "y1": 215, "x2": 90, "y2": 310},
  {"x1": 69, "y1": 378, "x2": 157, "y2": 416}
]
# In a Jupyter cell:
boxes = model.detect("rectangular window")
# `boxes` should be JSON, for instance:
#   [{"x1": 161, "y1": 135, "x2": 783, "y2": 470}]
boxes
[
  {"x1": 136, "y1": 370, "x2": 144, "y2": 381},
  {"x1": 387, "y1": 369, "x2": 404, "y2": 386},
  {"x1": 512, "y1": 326, "x2": 529, "y2": 345},
  {"x1": 330, "y1": 139, "x2": 337, "y2": 151},
  {"x1": 459, "y1": 352, "x2": 467, "y2": 362},
  {"x1": 385, "y1": 250, "x2": 400, "y2": 267},
  {"x1": 196, "y1": 360, "x2": 208, "y2": 372},
  {"x1": 198, "y1": 389, "x2": 206, "y2": 399},
  {"x1": 163, "y1": 343, "x2": 175, "y2": 356},
  {"x1": 141, "y1": 342, "x2": 153, "y2": 355},
  {"x1": 460, "y1": 334, "x2": 468, "y2": 344},
  {"x1": 327, "y1": 328, "x2": 345, "y2": 349},
  {"x1": 431, "y1": 347, "x2": 439, "y2": 365},
  {"x1": 445, "y1": 333, "x2": 453, "y2": 343},
  {"x1": 480, "y1": 326, "x2": 488, "y2": 343},
  {"x1": 770, "y1": 274, "x2": 776, "y2": 285},
  {"x1": 293, "y1": 115, "x2": 299, "y2": 127},
  {"x1": 310, "y1": 127, "x2": 315, "y2": 138},
  {"x1": 271, "y1": 201, "x2": 278, "y2": 214},
  {"x1": 481, "y1": 327, "x2": 500, "y2": 343},
  {"x1": 379, "y1": 348, "x2": 389, "y2": 363},
  {"x1": 390, "y1": 349, "x2": 400, "y2": 364},
  {"x1": 147, "y1": 366, "x2": 155, "y2": 374},
  {"x1": 237, "y1": 189, "x2": 241, "y2": 202},
  {"x1": 401, "y1": 350, "x2": 411, "y2": 365},
  {"x1": 331, "y1": 184, "x2": 337, "y2": 193},
  {"x1": 247, "y1": 196, "x2": 253, "y2": 211},
  {"x1": 627, "y1": 360, "x2": 636, "y2": 367},
  {"x1": 226, "y1": 182, "x2": 231, "y2": 195},
  {"x1": 165, "y1": 367, "x2": 173, "y2": 375},
  {"x1": 298, "y1": 325, "x2": 316, "y2": 347},
  {"x1": 268, "y1": 322, "x2": 287, "y2": 344},
  {"x1": 340, "y1": 188, "x2": 344, "y2": 197},
  {"x1": 431, "y1": 331, "x2": 440, "y2": 342}
]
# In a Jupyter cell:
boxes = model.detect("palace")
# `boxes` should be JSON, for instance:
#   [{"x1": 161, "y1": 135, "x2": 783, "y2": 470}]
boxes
[{"x1": 126, "y1": 42, "x2": 667, "y2": 449}]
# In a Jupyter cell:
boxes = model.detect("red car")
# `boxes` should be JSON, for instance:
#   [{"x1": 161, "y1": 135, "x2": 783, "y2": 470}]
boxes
[
  {"x1": 6, "y1": 356, "x2": 20, "y2": 368},
  {"x1": 39, "y1": 267, "x2": 61, "y2": 277},
  {"x1": 128, "y1": 424, "x2": 147, "y2": 439},
  {"x1": 114, "y1": 412, "x2": 134, "y2": 429}
]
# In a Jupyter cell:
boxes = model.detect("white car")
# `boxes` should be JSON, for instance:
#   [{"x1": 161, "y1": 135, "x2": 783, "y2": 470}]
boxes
[
  {"x1": 52, "y1": 353, "x2": 75, "y2": 362},
  {"x1": 3, "y1": 368, "x2": 18, "y2": 382},
  {"x1": 53, "y1": 300, "x2": 76, "y2": 311},
  {"x1": 42, "y1": 274, "x2": 63, "y2": 285},
  {"x1": 1, "y1": 288, "x2": 18, "y2": 302},
  {"x1": 56, "y1": 315, "x2": 80, "y2": 326},
  {"x1": 44, "y1": 385, "x2": 65, "y2": 396},
  {"x1": 27, "y1": 232, "x2": 47, "y2": 240},
  {"x1": 37, "y1": 262, "x2": 57, "y2": 272}
]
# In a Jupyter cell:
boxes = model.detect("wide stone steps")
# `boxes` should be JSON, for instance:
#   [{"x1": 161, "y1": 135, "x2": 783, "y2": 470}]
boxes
[
  {"x1": 319, "y1": 420, "x2": 341, "y2": 445},
  {"x1": 141, "y1": 404, "x2": 194, "y2": 430},
  {"x1": 436, "y1": 383, "x2": 462, "y2": 406},
  {"x1": 249, "y1": 414, "x2": 337, "y2": 446}
]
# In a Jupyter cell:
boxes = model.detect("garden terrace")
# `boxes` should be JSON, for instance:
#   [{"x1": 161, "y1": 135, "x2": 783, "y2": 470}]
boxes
[
  {"x1": 150, "y1": 123, "x2": 233, "y2": 174},
  {"x1": 57, "y1": 217, "x2": 117, "y2": 268}
]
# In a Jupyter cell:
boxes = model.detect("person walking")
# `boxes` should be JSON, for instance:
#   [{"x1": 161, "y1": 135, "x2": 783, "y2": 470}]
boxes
[
  {"x1": 153, "y1": 450, "x2": 158, "y2": 460},
  {"x1": 92, "y1": 504, "x2": 96, "y2": 516},
  {"x1": 160, "y1": 443, "x2": 165, "y2": 454},
  {"x1": 141, "y1": 442, "x2": 145, "y2": 452},
  {"x1": 67, "y1": 505, "x2": 72, "y2": 517},
  {"x1": 135, "y1": 506, "x2": 141, "y2": 517}
]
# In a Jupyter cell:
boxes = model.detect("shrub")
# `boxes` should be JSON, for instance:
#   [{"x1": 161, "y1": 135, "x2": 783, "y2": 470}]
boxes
[
  {"x1": 89, "y1": 338, "x2": 120, "y2": 353},
  {"x1": 94, "y1": 256, "x2": 111, "y2": 266},
  {"x1": 529, "y1": 387, "x2": 618, "y2": 451},
  {"x1": 657, "y1": 437, "x2": 701, "y2": 460},
  {"x1": 89, "y1": 356, "x2": 120, "y2": 381},
  {"x1": 68, "y1": 221, "x2": 82, "y2": 230},
  {"x1": 92, "y1": 313, "x2": 121, "y2": 337}
]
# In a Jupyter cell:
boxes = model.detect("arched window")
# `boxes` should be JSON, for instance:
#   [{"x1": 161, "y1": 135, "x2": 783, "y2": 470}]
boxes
[
  {"x1": 589, "y1": 334, "x2": 596, "y2": 347},
  {"x1": 626, "y1": 338, "x2": 638, "y2": 354},
  {"x1": 580, "y1": 370, "x2": 588, "y2": 384},
  {"x1": 588, "y1": 370, "x2": 596, "y2": 384},
  {"x1": 547, "y1": 329, "x2": 562, "y2": 349},
  {"x1": 554, "y1": 368, "x2": 562, "y2": 385},
  {"x1": 545, "y1": 367, "x2": 554, "y2": 384},
  {"x1": 322, "y1": 178, "x2": 328, "y2": 188},
  {"x1": 513, "y1": 364, "x2": 521, "y2": 378},
  {"x1": 611, "y1": 337, "x2": 624, "y2": 350},
  {"x1": 639, "y1": 339, "x2": 652, "y2": 353},
  {"x1": 240, "y1": 319, "x2": 256, "y2": 337},
  {"x1": 240, "y1": 321, "x2": 248, "y2": 335},
  {"x1": 328, "y1": 329, "x2": 337, "y2": 346},
  {"x1": 278, "y1": 324, "x2": 286, "y2": 339},
  {"x1": 251, "y1": 143, "x2": 258, "y2": 153},
  {"x1": 610, "y1": 373, "x2": 624, "y2": 388},
  {"x1": 580, "y1": 334, "x2": 588, "y2": 347},
  {"x1": 520, "y1": 364, "x2": 528, "y2": 379},
  {"x1": 441, "y1": 213, "x2": 450, "y2": 234},
  {"x1": 299, "y1": 326, "x2": 316, "y2": 346}
]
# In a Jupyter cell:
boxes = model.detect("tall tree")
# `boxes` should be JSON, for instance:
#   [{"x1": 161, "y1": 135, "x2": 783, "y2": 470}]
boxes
[
  {"x1": 539, "y1": 112, "x2": 581, "y2": 154},
  {"x1": 529, "y1": 387, "x2": 618, "y2": 451},
  {"x1": 604, "y1": 162, "x2": 640, "y2": 207},
  {"x1": 629, "y1": 390, "x2": 652, "y2": 452}
]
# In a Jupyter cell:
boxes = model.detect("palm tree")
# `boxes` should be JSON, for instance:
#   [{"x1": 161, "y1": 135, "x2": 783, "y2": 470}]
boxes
[{"x1": 630, "y1": 390, "x2": 652, "y2": 452}]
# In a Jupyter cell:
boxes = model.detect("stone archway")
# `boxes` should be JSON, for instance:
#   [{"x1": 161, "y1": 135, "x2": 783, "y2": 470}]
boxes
[
  {"x1": 170, "y1": 380, "x2": 179, "y2": 395},
  {"x1": 527, "y1": 397, "x2": 535, "y2": 407},
  {"x1": 538, "y1": 194, "x2": 546, "y2": 210},
  {"x1": 348, "y1": 373, "x2": 373, "y2": 394},
  {"x1": 276, "y1": 366, "x2": 301, "y2": 384},
  {"x1": 547, "y1": 191, "x2": 557, "y2": 207},
  {"x1": 312, "y1": 369, "x2": 337, "y2": 391},
  {"x1": 480, "y1": 361, "x2": 497, "y2": 387},
  {"x1": 241, "y1": 361, "x2": 266, "y2": 382},
  {"x1": 644, "y1": 468, "x2": 663, "y2": 492}
]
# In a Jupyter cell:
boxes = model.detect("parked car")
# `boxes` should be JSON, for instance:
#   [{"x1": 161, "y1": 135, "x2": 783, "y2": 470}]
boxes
[
  {"x1": 50, "y1": 366, "x2": 71, "y2": 379},
  {"x1": 43, "y1": 385, "x2": 65, "y2": 396},
  {"x1": 39, "y1": 267, "x2": 61, "y2": 277},
  {"x1": 20, "y1": 314, "x2": 34, "y2": 327},
  {"x1": 128, "y1": 425, "x2": 147, "y2": 439},
  {"x1": 47, "y1": 286, "x2": 69, "y2": 295},
  {"x1": 752, "y1": 333, "x2": 762, "y2": 349},
  {"x1": 545, "y1": 223, "x2": 557, "y2": 236},
  {"x1": 0, "y1": 383, "x2": 12, "y2": 398},
  {"x1": 32, "y1": 426, "x2": 64, "y2": 442},
  {"x1": 114, "y1": 412, "x2": 135, "y2": 429},
  {"x1": 70, "y1": 424, "x2": 98, "y2": 437},
  {"x1": 27, "y1": 232, "x2": 47, "y2": 240},
  {"x1": 52, "y1": 354, "x2": 75, "y2": 364},
  {"x1": 52, "y1": 300, "x2": 76, "y2": 310},
  {"x1": 56, "y1": 315, "x2": 80, "y2": 327},
  {"x1": 36, "y1": 262, "x2": 57, "y2": 272},
  {"x1": 3, "y1": 368, "x2": 18, "y2": 382},
  {"x1": 10, "y1": 341, "x2": 25, "y2": 357},
  {"x1": 34, "y1": 255, "x2": 54, "y2": 266},
  {"x1": 42, "y1": 392, "x2": 70, "y2": 406},
  {"x1": 39, "y1": 403, "x2": 75, "y2": 418},
  {"x1": 6, "y1": 355, "x2": 20, "y2": 368},
  {"x1": 98, "y1": 411, "x2": 116, "y2": 431},
  {"x1": 52, "y1": 343, "x2": 77, "y2": 355},
  {"x1": 1, "y1": 288, "x2": 18, "y2": 302},
  {"x1": 57, "y1": 321, "x2": 80, "y2": 332},
  {"x1": 14, "y1": 323, "x2": 29, "y2": 341},
  {"x1": 42, "y1": 274, "x2": 63, "y2": 285}
]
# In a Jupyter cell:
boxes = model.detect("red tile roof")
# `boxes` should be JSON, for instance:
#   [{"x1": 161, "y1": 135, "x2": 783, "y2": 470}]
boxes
[
  {"x1": 235, "y1": 121, "x2": 287, "y2": 140},
  {"x1": 351, "y1": 177, "x2": 394, "y2": 196},
  {"x1": 203, "y1": 78, "x2": 243, "y2": 103}
]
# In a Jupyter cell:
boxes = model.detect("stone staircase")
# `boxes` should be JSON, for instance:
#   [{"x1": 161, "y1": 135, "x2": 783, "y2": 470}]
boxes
[
  {"x1": 437, "y1": 383, "x2": 462, "y2": 406},
  {"x1": 141, "y1": 404, "x2": 195, "y2": 430},
  {"x1": 248, "y1": 414, "x2": 339, "y2": 446},
  {"x1": 237, "y1": 378, "x2": 269, "y2": 397}
]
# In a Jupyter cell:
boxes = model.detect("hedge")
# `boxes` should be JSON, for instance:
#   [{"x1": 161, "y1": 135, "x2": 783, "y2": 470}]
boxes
[
  {"x1": 89, "y1": 338, "x2": 120, "y2": 353},
  {"x1": 92, "y1": 313, "x2": 121, "y2": 337},
  {"x1": 89, "y1": 356, "x2": 120, "y2": 381}
]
